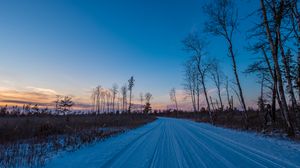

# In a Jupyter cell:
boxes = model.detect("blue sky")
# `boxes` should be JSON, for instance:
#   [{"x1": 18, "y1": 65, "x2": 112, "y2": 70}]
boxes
[{"x1": 0, "y1": 0, "x2": 261, "y2": 108}]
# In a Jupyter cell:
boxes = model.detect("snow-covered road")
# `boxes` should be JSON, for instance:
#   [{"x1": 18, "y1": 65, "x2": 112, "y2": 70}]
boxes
[{"x1": 46, "y1": 117, "x2": 300, "y2": 168}]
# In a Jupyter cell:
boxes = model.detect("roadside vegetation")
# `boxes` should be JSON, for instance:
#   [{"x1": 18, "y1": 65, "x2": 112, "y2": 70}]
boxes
[
  {"x1": 0, "y1": 112, "x2": 155, "y2": 168},
  {"x1": 157, "y1": 109, "x2": 300, "y2": 140},
  {"x1": 167, "y1": 0, "x2": 300, "y2": 139}
]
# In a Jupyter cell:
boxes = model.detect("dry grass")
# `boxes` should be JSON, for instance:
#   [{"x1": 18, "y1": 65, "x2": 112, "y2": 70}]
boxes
[
  {"x1": 0, "y1": 113, "x2": 156, "y2": 167},
  {"x1": 157, "y1": 110, "x2": 300, "y2": 139}
]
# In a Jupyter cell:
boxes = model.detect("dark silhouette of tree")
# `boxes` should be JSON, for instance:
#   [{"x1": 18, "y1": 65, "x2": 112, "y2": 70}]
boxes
[
  {"x1": 111, "y1": 84, "x2": 118, "y2": 113},
  {"x1": 55, "y1": 95, "x2": 61, "y2": 114},
  {"x1": 144, "y1": 103, "x2": 151, "y2": 114},
  {"x1": 182, "y1": 33, "x2": 213, "y2": 123},
  {"x1": 204, "y1": 0, "x2": 248, "y2": 127},
  {"x1": 128, "y1": 76, "x2": 135, "y2": 113},
  {"x1": 209, "y1": 58, "x2": 224, "y2": 111},
  {"x1": 55, "y1": 96, "x2": 74, "y2": 115},
  {"x1": 245, "y1": 59, "x2": 275, "y2": 125},
  {"x1": 288, "y1": 0, "x2": 300, "y2": 104},
  {"x1": 281, "y1": 49, "x2": 297, "y2": 112},
  {"x1": 182, "y1": 60, "x2": 198, "y2": 112},
  {"x1": 121, "y1": 84, "x2": 127, "y2": 113},
  {"x1": 96, "y1": 86, "x2": 102, "y2": 114},
  {"x1": 225, "y1": 76, "x2": 232, "y2": 110},
  {"x1": 259, "y1": 0, "x2": 295, "y2": 136},
  {"x1": 144, "y1": 92, "x2": 152, "y2": 114},
  {"x1": 169, "y1": 88, "x2": 179, "y2": 111},
  {"x1": 139, "y1": 92, "x2": 144, "y2": 112},
  {"x1": 105, "y1": 90, "x2": 112, "y2": 113}
]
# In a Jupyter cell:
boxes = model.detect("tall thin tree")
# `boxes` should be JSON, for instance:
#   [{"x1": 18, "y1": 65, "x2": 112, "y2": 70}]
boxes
[
  {"x1": 121, "y1": 84, "x2": 127, "y2": 113},
  {"x1": 204, "y1": 0, "x2": 248, "y2": 126},
  {"x1": 209, "y1": 58, "x2": 224, "y2": 111},
  {"x1": 139, "y1": 92, "x2": 144, "y2": 112},
  {"x1": 182, "y1": 33, "x2": 211, "y2": 113},
  {"x1": 169, "y1": 88, "x2": 179, "y2": 111},
  {"x1": 128, "y1": 76, "x2": 135, "y2": 113},
  {"x1": 260, "y1": 0, "x2": 295, "y2": 136},
  {"x1": 111, "y1": 84, "x2": 118, "y2": 113}
]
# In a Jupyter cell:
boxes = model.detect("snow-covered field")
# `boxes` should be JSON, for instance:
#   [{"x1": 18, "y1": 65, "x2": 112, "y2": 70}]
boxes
[{"x1": 45, "y1": 117, "x2": 300, "y2": 168}]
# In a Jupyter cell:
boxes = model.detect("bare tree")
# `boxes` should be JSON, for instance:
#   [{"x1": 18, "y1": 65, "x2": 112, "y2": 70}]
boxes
[
  {"x1": 210, "y1": 96, "x2": 215, "y2": 111},
  {"x1": 117, "y1": 95, "x2": 122, "y2": 113},
  {"x1": 111, "y1": 84, "x2": 118, "y2": 113},
  {"x1": 281, "y1": 49, "x2": 297, "y2": 112},
  {"x1": 96, "y1": 86, "x2": 101, "y2": 114},
  {"x1": 209, "y1": 58, "x2": 224, "y2": 111},
  {"x1": 121, "y1": 84, "x2": 127, "y2": 113},
  {"x1": 260, "y1": 0, "x2": 295, "y2": 136},
  {"x1": 182, "y1": 59, "x2": 198, "y2": 112},
  {"x1": 225, "y1": 76, "x2": 232, "y2": 110},
  {"x1": 128, "y1": 76, "x2": 135, "y2": 113},
  {"x1": 261, "y1": 46, "x2": 280, "y2": 122},
  {"x1": 90, "y1": 89, "x2": 96, "y2": 112},
  {"x1": 289, "y1": 0, "x2": 300, "y2": 103},
  {"x1": 105, "y1": 90, "x2": 111, "y2": 113},
  {"x1": 100, "y1": 89, "x2": 106, "y2": 112},
  {"x1": 245, "y1": 59, "x2": 275, "y2": 124},
  {"x1": 182, "y1": 33, "x2": 211, "y2": 114},
  {"x1": 275, "y1": 7, "x2": 298, "y2": 112},
  {"x1": 204, "y1": 0, "x2": 248, "y2": 126},
  {"x1": 90, "y1": 86, "x2": 101, "y2": 114},
  {"x1": 282, "y1": 1, "x2": 300, "y2": 110},
  {"x1": 145, "y1": 92, "x2": 152, "y2": 104},
  {"x1": 139, "y1": 92, "x2": 144, "y2": 112},
  {"x1": 169, "y1": 88, "x2": 179, "y2": 111},
  {"x1": 288, "y1": 10, "x2": 300, "y2": 122}
]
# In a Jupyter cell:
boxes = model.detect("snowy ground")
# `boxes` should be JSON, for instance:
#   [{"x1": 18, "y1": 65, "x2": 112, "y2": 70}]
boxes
[{"x1": 45, "y1": 117, "x2": 300, "y2": 168}]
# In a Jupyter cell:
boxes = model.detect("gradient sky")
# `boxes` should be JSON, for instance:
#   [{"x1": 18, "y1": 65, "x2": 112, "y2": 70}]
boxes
[{"x1": 0, "y1": 0, "x2": 261, "y2": 109}]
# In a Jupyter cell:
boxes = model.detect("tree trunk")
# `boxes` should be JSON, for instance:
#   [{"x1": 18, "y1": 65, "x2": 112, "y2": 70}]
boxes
[
  {"x1": 217, "y1": 86, "x2": 223, "y2": 111},
  {"x1": 128, "y1": 91, "x2": 132, "y2": 113},
  {"x1": 112, "y1": 97, "x2": 115, "y2": 113},
  {"x1": 191, "y1": 88, "x2": 196, "y2": 112},
  {"x1": 297, "y1": 34, "x2": 300, "y2": 106},
  {"x1": 260, "y1": 73, "x2": 264, "y2": 104},
  {"x1": 196, "y1": 61, "x2": 211, "y2": 112},
  {"x1": 216, "y1": 99, "x2": 220, "y2": 109},
  {"x1": 202, "y1": 79, "x2": 211, "y2": 112},
  {"x1": 196, "y1": 82, "x2": 200, "y2": 111},
  {"x1": 174, "y1": 96, "x2": 179, "y2": 111},
  {"x1": 278, "y1": 33, "x2": 297, "y2": 112},
  {"x1": 201, "y1": 76, "x2": 213, "y2": 124},
  {"x1": 260, "y1": 0, "x2": 295, "y2": 136},
  {"x1": 298, "y1": 47, "x2": 300, "y2": 103},
  {"x1": 291, "y1": 1, "x2": 300, "y2": 104},
  {"x1": 227, "y1": 40, "x2": 248, "y2": 127},
  {"x1": 226, "y1": 77, "x2": 231, "y2": 110},
  {"x1": 262, "y1": 47, "x2": 283, "y2": 121},
  {"x1": 210, "y1": 96, "x2": 215, "y2": 111},
  {"x1": 217, "y1": 79, "x2": 224, "y2": 111}
]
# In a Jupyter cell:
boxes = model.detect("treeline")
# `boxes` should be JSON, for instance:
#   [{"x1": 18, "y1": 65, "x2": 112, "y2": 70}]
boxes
[
  {"x1": 90, "y1": 76, "x2": 153, "y2": 114},
  {"x1": 179, "y1": 0, "x2": 300, "y2": 137}
]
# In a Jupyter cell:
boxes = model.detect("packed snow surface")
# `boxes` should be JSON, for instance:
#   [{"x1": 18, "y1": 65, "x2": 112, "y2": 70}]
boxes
[{"x1": 46, "y1": 117, "x2": 300, "y2": 168}]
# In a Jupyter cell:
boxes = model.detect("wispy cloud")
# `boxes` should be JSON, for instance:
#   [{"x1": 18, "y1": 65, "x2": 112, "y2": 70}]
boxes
[
  {"x1": 0, "y1": 86, "x2": 94, "y2": 109},
  {"x1": 0, "y1": 86, "x2": 58, "y2": 107},
  {"x1": 0, "y1": 99, "x2": 52, "y2": 106},
  {"x1": 25, "y1": 86, "x2": 58, "y2": 95}
]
